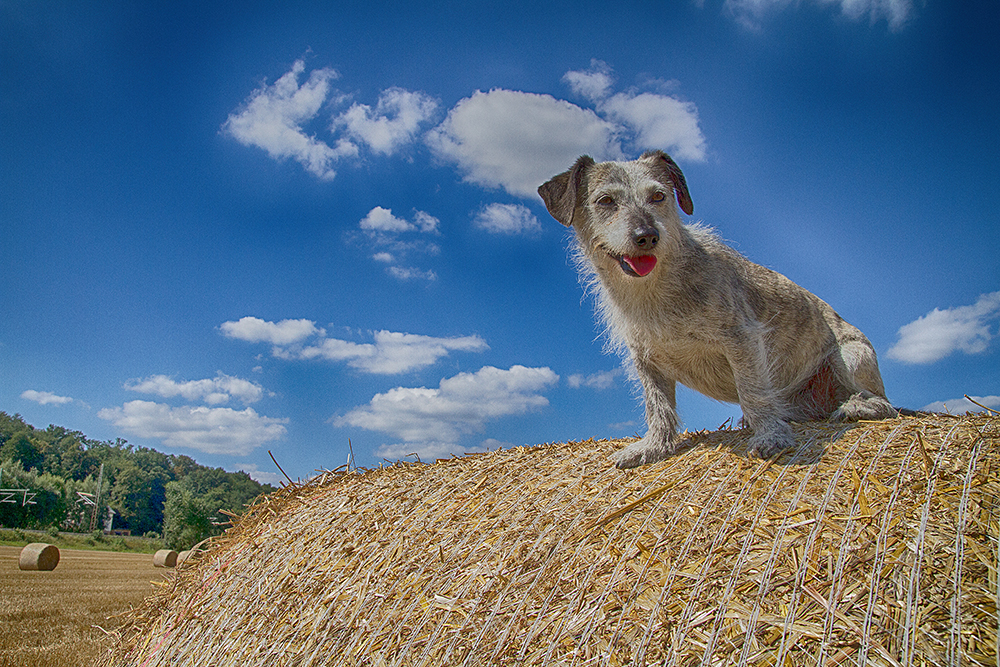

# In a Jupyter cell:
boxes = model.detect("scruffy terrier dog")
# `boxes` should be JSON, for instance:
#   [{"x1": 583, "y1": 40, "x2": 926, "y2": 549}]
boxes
[{"x1": 539, "y1": 150, "x2": 897, "y2": 468}]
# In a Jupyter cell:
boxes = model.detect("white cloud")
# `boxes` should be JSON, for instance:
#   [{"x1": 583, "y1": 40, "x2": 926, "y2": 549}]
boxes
[
  {"x1": 221, "y1": 60, "x2": 356, "y2": 180},
  {"x1": 412, "y1": 211, "x2": 440, "y2": 234},
  {"x1": 337, "y1": 365, "x2": 559, "y2": 459},
  {"x1": 563, "y1": 61, "x2": 706, "y2": 163},
  {"x1": 224, "y1": 62, "x2": 438, "y2": 179},
  {"x1": 359, "y1": 206, "x2": 439, "y2": 234},
  {"x1": 98, "y1": 401, "x2": 287, "y2": 456},
  {"x1": 597, "y1": 92, "x2": 706, "y2": 162},
  {"x1": 427, "y1": 64, "x2": 706, "y2": 198},
  {"x1": 563, "y1": 59, "x2": 615, "y2": 101},
  {"x1": 360, "y1": 206, "x2": 413, "y2": 233},
  {"x1": 298, "y1": 330, "x2": 488, "y2": 374},
  {"x1": 124, "y1": 373, "x2": 266, "y2": 405},
  {"x1": 21, "y1": 390, "x2": 74, "y2": 405},
  {"x1": 887, "y1": 291, "x2": 1000, "y2": 364},
  {"x1": 220, "y1": 317, "x2": 323, "y2": 346},
  {"x1": 357, "y1": 207, "x2": 441, "y2": 280},
  {"x1": 387, "y1": 266, "x2": 438, "y2": 282},
  {"x1": 334, "y1": 87, "x2": 438, "y2": 155},
  {"x1": 426, "y1": 88, "x2": 624, "y2": 198},
  {"x1": 223, "y1": 318, "x2": 488, "y2": 374},
  {"x1": 921, "y1": 395, "x2": 1000, "y2": 415},
  {"x1": 567, "y1": 369, "x2": 620, "y2": 390},
  {"x1": 723, "y1": 0, "x2": 914, "y2": 31},
  {"x1": 473, "y1": 203, "x2": 541, "y2": 235},
  {"x1": 225, "y1": 62, "x2": 706, "y2": 200}
]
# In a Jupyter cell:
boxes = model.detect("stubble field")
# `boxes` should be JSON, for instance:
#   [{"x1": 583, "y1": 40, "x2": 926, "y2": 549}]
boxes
[{"x1": 0, "y1": 546, "x2": 169, "y2": 667}]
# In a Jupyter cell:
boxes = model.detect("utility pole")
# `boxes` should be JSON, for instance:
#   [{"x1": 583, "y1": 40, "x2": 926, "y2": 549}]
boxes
[{"x1": 89, "y1": 463, "x2": 104, "y2": 532}]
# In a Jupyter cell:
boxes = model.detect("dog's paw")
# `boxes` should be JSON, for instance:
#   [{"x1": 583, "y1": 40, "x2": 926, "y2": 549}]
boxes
[
  {"x1": 614, "y1": 436, "x2": 675, "y2": 469},
  {"x1": 831, "y1": 393, "x2": 898, "y2": 422},
  {"x1": 747, "y1": 421, "x2": 795, "y2": 459}
]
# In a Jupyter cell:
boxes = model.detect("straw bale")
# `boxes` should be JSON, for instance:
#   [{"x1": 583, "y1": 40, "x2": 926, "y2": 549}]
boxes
[
  {"x1": 153, "y1": 550, "x2": 178, "y2": 568},
  {"x1": 19, "y1": 543, "x2": 60, "y2": 571},
  {"x1": 103, "y1": 413, "x2": 1000, "y2": 666}
]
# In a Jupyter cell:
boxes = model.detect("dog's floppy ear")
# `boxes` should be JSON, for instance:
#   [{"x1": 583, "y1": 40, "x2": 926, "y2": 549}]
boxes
[
  {"x1": 642, "y1": 150, "x2": 694, "y2": 216},
  {"x1": 538, "y1": 155, "x2": 595, "y2": 227}
]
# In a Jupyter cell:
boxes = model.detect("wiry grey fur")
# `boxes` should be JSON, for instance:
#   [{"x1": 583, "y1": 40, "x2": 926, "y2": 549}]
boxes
[{"x1": 538, "y1": 150, "x2": 897, "y2": 468}]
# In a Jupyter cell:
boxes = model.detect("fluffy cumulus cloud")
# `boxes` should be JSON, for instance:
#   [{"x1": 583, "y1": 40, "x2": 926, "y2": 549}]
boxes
[
  {"x1": 426, "y1": 88, "x2": 623, "y2": 198},
  {"x1": 296, "y1": 330, "x2": 489, "y2": 374},
  {"x1": 220, "y1": 317, "x2": 488, "y2": 374},
  {"x1": 562, "y1": 59, "x2": 615, "y2": 101},
  {"x1": 223, "y1": 60, "x2": 437, "y2": 180},
  {"x1": 98, "y1": 401, "x2": 287, "y2": 456},
  {"x1": 225, "y1": 60, "x2": 706, "y2": 201},
  {"x1": 21, "y1": 390, "x2": 74, "y2": 405},
  {"x1": 472, "y1": 203, "x2": 540, "y2": 235},
  {"x1": 921, "y1": 395, "x2": 1000, "y2": 415},
  {"x1": 220, "y1": 316, "x2": 323, "y2": 346},
  {"x1": 124, "y1": 373, "x2": 266, "y2": 405},
  {"x1": 722, "y1": 0, "x2": 915, "y2": 31},
  {"x1": 887, "y1": 291, "x2": 1000, "y2": 364},
  {"x1": 359, "y1": 207, "x2": 440, "y2": 236},
  {"x1": 335, "y1": 365, "x2": 559, "y2": 461},
  {"x1": 562, "y1": 61, "x2": 707, "y2": 163},
  {"x1": 334, "y1": 88, "x2": 438, "y2": 155},
  {"x1": 356, "y1": 207, "x2": 441, "y2": 280},
  {"x1": 566, "y1": 368, "x2": 620, "y2": 390},
  {"x1": 221, "y1": 60, "x2": 355, "y2": 180},
  {"x1": 428, "y1": 64, "x2": 705, "y2": 197}
]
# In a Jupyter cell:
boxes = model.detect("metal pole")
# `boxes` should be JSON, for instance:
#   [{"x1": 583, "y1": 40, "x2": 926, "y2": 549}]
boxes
[{"x1": 90, "y1": 463, "x2": 104, "y2": 532}]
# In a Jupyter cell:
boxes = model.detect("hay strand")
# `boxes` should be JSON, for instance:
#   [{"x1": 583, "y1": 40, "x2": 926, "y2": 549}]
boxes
[
  {"x1": 19, "y1": 543, "x2": 60, "y2": 571},
  {"x1": 103, "y1": 413, "x2": 1000, "y2": 666}
]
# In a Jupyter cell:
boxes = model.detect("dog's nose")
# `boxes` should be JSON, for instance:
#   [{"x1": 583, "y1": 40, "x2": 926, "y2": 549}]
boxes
[{"x1": 633, "y1": 226, "x2": 659, "y2": 250}]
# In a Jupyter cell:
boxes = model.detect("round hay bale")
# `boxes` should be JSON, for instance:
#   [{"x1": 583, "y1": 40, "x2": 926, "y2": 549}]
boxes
[
  {"x1": 104, "y1": 413, "x2": 1000, "y2": 666},
  {"x1": 175, "y1": 550, "x2": 192, "y2": 567},
  {"x1": 152, "y1": 549, "x2": 178, "y2": 568},
  {"x1": 18, "y1": 543, "x2": 60, "y2": 571}
]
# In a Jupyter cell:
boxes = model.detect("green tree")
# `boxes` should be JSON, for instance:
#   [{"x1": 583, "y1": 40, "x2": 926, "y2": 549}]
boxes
[
  {"x1": 162, "y1": 468, "x2": 275, "y2": 549},
  {"x1": 162, "y1": 479, "x2": 224, "y2": 550},
  {"x1": 109, "y1": 449, "x2": 173, "y2": 535},
  {"x1": 0, "y1": 459, "x2": 68, "y2": 529},
  {"x1": 0, "y1": 432, "x2": 44, "y2": 472}
]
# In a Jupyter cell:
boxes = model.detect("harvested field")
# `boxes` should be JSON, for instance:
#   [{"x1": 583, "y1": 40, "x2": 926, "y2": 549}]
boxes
[
  {"x1": 0, "y1": 547, "x2": 170, "y2": 667},
  {"x1": 105, "y1": 413, "x2": 999, "y2": 666}
]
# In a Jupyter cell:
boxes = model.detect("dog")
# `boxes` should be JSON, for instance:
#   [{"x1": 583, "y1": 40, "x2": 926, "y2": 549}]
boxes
[{"x1": 538, "y1": 150, "x2": 897, "y2": 468}]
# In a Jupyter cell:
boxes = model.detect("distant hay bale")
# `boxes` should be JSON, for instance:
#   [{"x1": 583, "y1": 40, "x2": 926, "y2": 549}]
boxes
[
  {"x1": 19, "y1": 543, "x2": 60, "y2": 571},
  {"x1": 104, "y1": 413, "x2": 999, "y2": 666},
  {"x1": 153, "y1": 550, "x2": 178, "y2": 568},
  {"x1": 176, "y1": 550, "x2": 192, "y2": 567}
]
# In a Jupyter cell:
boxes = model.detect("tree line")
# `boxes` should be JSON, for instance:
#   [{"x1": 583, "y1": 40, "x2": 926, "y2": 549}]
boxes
[{"x1": 0, "y1": 411, "x2": 275, "y2": 549}]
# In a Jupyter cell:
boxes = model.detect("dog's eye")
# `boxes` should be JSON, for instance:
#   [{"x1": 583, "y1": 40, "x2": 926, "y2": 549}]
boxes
[
  {"x1": 651, "y1": 191, "x2": 666, "y2": 203},
  {"x1": 596, "y1": 195, "x2": 615, "y2": 206}
]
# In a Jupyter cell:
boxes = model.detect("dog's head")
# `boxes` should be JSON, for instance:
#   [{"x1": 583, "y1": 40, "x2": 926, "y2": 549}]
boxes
[{"x1": 538, "y1": 150, "x2": 693, "y2": 279}]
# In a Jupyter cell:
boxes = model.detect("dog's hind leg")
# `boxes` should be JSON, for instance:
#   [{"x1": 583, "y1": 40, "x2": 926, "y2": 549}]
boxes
[
  {"x1": 829, "y1": 338, "x2": 897, "y2": 421},
  {"x1": 614, "y1": 359, "x2": 680, "y2": 469}
]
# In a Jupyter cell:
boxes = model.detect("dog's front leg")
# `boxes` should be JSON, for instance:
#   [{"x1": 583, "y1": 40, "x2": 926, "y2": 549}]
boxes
[
  {"x1": 614, "y1": 358, "x2": 680, "y2": 469},
  {"x1": 726, "y1": 342, "x2": 797, "y2": 458}
]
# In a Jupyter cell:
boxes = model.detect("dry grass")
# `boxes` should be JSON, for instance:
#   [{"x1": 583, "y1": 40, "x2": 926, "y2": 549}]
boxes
[
  {"x1": 106, "y1": 413, "x2": 999, "y2": 666},
  {"x1": 0, "y1": 547, "x2": 170, "y2": 667}
]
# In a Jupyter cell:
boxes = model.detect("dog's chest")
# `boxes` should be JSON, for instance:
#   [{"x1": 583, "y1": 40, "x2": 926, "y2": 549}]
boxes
[{"x1": 625, "y1": 319, "x2": 741, "y2": 402}]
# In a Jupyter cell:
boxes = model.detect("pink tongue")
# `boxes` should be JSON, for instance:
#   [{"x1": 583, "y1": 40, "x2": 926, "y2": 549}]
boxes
[{"x1": 623, "y1": 255, "x2": 657, "y2": 276}]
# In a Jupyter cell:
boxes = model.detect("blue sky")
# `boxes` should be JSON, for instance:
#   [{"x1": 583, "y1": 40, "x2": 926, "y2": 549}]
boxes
[{"x1": 2, "y1": 0, "x2": 998, "y2": 485}]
